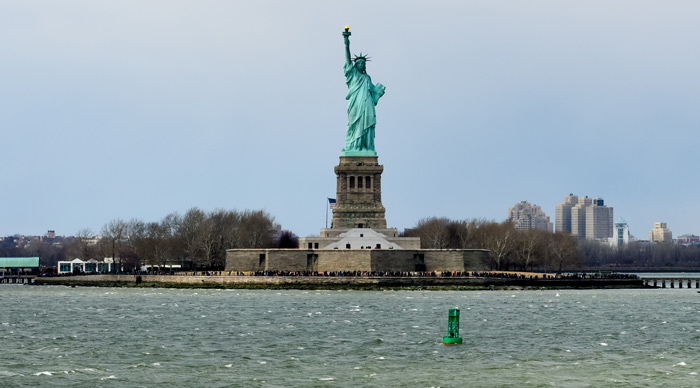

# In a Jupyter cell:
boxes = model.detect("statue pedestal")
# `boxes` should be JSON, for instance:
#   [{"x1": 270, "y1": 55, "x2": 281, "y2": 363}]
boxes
[{"x1": 331, "y1": 156, "x2": 387, "y2": 229}]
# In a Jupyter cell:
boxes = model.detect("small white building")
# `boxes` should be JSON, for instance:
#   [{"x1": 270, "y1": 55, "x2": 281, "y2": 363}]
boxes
[{"x1": 57, "y1": 258, "x2": 114, "y2": 274}]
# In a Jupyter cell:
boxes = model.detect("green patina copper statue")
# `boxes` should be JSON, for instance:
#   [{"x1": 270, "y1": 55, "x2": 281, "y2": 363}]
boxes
[{"x1": 342, "y1": 26, "x2": 386, "y2": 156}]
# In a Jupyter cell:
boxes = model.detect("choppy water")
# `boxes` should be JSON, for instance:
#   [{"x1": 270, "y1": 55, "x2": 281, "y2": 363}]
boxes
[{"x1": 1, "y1": 285, "x2": 699, "y2": 387}]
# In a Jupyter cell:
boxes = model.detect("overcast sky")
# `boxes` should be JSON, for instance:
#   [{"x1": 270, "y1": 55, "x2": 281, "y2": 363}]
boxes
[{"x1": 1, "y1": 0, "x2": 698, "y2": 239}]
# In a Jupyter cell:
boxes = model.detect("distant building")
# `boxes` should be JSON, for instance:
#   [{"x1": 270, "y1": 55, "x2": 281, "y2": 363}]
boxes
[
  {"x1": 555, "y1": 194, "x2": 578, "y2": 233},
  {"x1": 649, "y1": 222, "x2": 672, "y2": 243},
  {"x1": 570, "y1": 196, "x2": 593, "y2": 239},
  {"x1": 676, "y1": 234, "x2": 699, "y2": 245},
  {"x1": 45, "y1": 230, "x2": 56, "y2": 239},
  {"x1": 556, "y1": 194, "x2": 613, "y2": 240},
  {"x1": 586, "y1": 197, "x2": 614, "y2": 240},
  {"x1": 507, "y1": 201, "x2": 553, "y2": 232},
  {"x1": 608, "y1": 218, "x2": 630, "y2": 248}
]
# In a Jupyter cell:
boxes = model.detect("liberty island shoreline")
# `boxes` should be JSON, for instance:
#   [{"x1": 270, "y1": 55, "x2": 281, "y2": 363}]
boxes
[{"x1": 32, "y1": 273, "x2": 644, "y2": 290}]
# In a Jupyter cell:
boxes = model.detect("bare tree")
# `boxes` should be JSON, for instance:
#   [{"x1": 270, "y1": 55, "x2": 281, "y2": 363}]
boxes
[
  {"x1": 477, "y1": 222, "x2": 516, "y2": 270},
  {"x1": 549, "y1": 232, "x2": 580, "y2": 273},
  {"x1": 179, "y1": 208, "x2": 206, "y2": 267},
  {"x1": 101, "y1": 219, "x2": 127, "y2": 273}
]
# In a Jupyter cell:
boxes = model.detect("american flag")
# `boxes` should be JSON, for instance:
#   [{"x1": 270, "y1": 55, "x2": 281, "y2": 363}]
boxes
[{"x1": 328, "y1": 198, "x2": 336, "y2": 210}]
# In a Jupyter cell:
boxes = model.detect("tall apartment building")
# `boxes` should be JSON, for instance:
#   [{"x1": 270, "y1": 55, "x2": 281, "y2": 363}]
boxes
[
  {"x1": 570, "y1": 196, "x2": 593, "y2": 239},
  {"x1": 556, "y1": 194, "x2": 613, "y2": 240},
  {"x1": 649, "y1": 222, "x2": 672, "y2": 243},
  {"x1": 507, "y1": 201, "x2": 553, "y2": 232},
  {"x1": 586, "y1": 197, "x2": 614, "y2": 240},
  {"x1": 555, "y1": 194, "x2": 578, "y2": 233}
]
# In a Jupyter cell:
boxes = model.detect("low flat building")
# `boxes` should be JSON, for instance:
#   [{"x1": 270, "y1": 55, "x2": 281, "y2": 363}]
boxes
[
  {"x1": 0, "y1": 257, "x2": 39, "y2": 275},
  {"x1": 676, "y1": 234, "x2": 699, "y2": 245}
]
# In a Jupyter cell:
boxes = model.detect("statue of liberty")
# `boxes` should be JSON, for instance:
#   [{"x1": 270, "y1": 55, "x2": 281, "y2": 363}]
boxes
[{"x1": 342, "y1": 27, "x2": 386, "y2": 156}]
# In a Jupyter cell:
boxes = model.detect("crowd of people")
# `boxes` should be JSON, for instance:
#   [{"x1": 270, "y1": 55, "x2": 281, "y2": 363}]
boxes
[{"x1": 49, "y1": 269, "x2": 639, "y2": 280}]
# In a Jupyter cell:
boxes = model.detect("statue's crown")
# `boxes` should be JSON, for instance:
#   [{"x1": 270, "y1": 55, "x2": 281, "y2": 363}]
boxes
[{"x1": 353, "y1": 53, "x2": 371, "y2": 62}]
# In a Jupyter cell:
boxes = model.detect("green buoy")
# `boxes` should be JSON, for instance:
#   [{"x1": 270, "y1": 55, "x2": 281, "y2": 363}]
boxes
[{"x1": 442, "y1": 308, "x2": 463, "y2": 345}]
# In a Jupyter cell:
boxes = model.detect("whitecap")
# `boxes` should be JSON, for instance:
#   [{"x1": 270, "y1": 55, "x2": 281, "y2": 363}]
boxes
[
  {"x1": 319, "y1": 377, "x2": 335, "y2": 381},
  {"x1": 259, "y1": 361, "x2": 267, "y2": 365},
  {"x1": 153, "y1": 363, "x2": 161, "y2": 366},
  {"x1": 599, "y1": 343, "x2": 608, "y2": 346},
  {"x1": 34, "y1": 371, "x2": 52, "y2": 376},
  {"x1": 690, "y1": 372, "x2": 697, "y2": 375},
  {"x1": 353, "y1": 366, "x2": 361, "y2": 370},
  {"x1": 224, "y1": 364, "x2": 232, "y2": 368},
  {"x1": 100, "y1": 375, "x2": 116, "y2": 380},
  {"x1": 674, "y1": 362, "x2": 687, "y2": 366}
]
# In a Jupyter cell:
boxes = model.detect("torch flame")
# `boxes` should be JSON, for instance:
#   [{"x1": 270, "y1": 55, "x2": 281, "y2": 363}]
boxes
[{"x1": 344, "y1": 25, "x2": 350, "y2": 31}]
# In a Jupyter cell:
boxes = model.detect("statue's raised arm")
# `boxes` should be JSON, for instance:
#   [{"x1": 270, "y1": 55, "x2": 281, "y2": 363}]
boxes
[
  {"x1": 341, "y1": 26, "x2": 386, "y2": 157},
  {"x1": 343, "y1": 26, "x2": 352, "y2": 67}
]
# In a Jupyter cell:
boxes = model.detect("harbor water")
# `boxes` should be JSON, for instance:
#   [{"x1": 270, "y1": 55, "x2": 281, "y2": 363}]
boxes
[{"x1": 1, "y1": 284, "x2": 699, "y2": 387}]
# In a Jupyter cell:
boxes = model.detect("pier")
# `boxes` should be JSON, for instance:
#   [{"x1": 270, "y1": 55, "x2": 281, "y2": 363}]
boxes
[
  {"x1": 0, "y1": 275, "x2": 35, "y2": 284},
  {"x1": 643, "y1": 277, "x2": 700, "y2": 289}
]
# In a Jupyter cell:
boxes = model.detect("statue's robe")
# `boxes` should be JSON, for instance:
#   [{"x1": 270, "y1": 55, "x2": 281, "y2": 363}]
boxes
[{"x1": 344, "y1": 61, "x2": 384, "y2": 152}]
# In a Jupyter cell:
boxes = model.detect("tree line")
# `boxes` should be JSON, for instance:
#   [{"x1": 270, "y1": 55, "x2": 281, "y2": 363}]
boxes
[
  {"x1": 5, "y1": 212, "x2": 699, "y2": 272},
  {"x1": 402, "y1": 217, "x2": 580, "y2": 272},
  {"x1": 403, "y1": 217, "x2": 700, "y2": 271},
  {"x1": 1, "y1": 208, "x2": 297, "y2": 271}
]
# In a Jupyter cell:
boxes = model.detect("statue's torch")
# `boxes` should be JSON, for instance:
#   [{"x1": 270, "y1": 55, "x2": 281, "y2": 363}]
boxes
[{"x1": 343, "y1": 25, "x2": 351, "y2": 37}]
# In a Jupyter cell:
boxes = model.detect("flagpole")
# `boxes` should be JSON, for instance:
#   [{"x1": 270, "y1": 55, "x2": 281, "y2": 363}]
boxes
[{"x1": 325, "y1": 198, "x2": 328, "y2": 229}]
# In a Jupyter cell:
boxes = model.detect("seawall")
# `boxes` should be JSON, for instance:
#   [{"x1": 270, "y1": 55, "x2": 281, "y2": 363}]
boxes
[{"x1": 34, "y1": 275, "x2": 645, "y2": 290}]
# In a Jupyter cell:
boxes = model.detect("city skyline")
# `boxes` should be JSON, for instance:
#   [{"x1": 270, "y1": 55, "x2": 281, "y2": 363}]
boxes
[{"x1": 2, "y1": 1, "x2": 699, "y2": 240}]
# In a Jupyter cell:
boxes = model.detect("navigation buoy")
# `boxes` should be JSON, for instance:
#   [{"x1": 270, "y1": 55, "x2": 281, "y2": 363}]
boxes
[{"x1": 442, "y1": 308, "x2": 463, "y2": 345}]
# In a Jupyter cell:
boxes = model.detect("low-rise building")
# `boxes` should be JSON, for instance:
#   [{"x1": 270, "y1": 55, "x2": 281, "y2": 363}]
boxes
[
  {"x1": 676, "y1": 234, "x2": 699, "y2": 245},
  {"x1": 57, "y1": 258, "x2": 114, "y2": 274}
]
